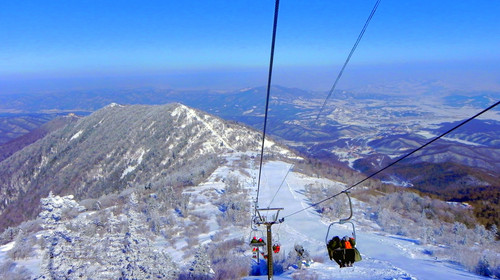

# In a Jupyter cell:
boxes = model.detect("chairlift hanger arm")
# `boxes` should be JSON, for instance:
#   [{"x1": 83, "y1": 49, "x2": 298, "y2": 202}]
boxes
[
  {"x1": 255, "y1": 207, "x2": 284, "y2": 225},
  {"x1": 325, "y1": 191, "x2": 356, "y2": 244},
  {"x1": 339, "y1": 191, "x2": 353, "y2": 224},
  {"x1": 325, "y1": 221, "x2": 357, "y2": 245},
  {"x1": 256, "y1": 207, "x2": 284, "y2": 211}
]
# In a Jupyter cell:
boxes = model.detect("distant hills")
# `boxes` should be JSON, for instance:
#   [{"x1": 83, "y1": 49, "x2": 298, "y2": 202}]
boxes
[
  {"x1": 0, "y1": 114, "x2": 59, "y2": 144},
  {"x1": 0, "y1": 85, "x2": 498, "y2": 278},
  {"x1": 0, "y1": 114, "x2": 79, "y2": 162}
]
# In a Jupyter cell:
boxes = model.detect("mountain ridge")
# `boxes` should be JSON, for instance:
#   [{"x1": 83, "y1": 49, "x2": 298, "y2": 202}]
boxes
[{"x1": 0, "y1": 102, "x2": 291, "y2": 230}]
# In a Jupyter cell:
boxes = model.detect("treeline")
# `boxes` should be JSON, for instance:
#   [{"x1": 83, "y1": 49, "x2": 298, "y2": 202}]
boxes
[
  {"x1": 389, "y1": 161, "x2": 499, "y2": 229},
  {"x1": 292, "y1": 154, "x2": 500, "y2": 234},
  {"x1": 317, "y1": 154, "x2": 500, "y2": 230},
  {"x1": 446, "y1": 186, "x2": 500, "y2": 230}
]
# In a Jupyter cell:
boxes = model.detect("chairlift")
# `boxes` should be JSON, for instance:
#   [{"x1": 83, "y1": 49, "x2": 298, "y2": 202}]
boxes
[
  {"x1": 272, "y1": 244, "x2": 281, "y2": 253},
  {"x1": 325, "y1": 191, "x2": 362, "y2": 267},
  {"x1": 249, "y1": 229, "x2": 266, "y2": 247},
  {"x1": 272, "y1": 231, "x2": 281, "y2": 253}
]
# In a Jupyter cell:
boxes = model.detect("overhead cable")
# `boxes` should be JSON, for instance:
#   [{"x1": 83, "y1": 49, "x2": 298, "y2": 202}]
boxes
[
  {"x1": 268, "y1": 0, "x2": 382, "y2": 209},
  {"x1": 316, "y1": 0, "x2": 382, "y2": 121},
  {"x1": 267, "y1": 164, "x2": 294, "y2": 208},
  {"x1": 266, "y1": 0, "x2": 381, "y2": 211},
  {"x1": 256, "y1": 0, "x2": 281, "y2": 208}
]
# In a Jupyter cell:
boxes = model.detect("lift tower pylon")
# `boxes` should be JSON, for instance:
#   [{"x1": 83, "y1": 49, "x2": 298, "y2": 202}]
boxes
[{"x1": 254, "y1": 207, "x2": 284, "y2": 280}]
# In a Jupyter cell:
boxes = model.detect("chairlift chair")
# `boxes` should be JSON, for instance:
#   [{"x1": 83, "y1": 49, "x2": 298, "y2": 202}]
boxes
[
  {"x1": 272, "y1": 231, "x2": 281, "y2": 253},
  {"x1": 325, "y1": 191, "x2": 361, "y2": 267},
  {"x1": 249, "y1": 228, "x2": 266, "y2": 247}
]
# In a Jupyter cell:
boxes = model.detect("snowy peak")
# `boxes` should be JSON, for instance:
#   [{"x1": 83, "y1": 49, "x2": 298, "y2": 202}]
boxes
[
  {"x1": 170, "y1": 103, "x2": 236, "y2": 151},
  {"x1": 103, "y1": 102, "x2": 124, "y2": 109}
]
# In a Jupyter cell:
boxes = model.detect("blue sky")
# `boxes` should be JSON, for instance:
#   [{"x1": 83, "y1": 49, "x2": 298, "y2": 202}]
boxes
[{"x1": 1, "y1": 0, "x2": 499, "y2": 92}]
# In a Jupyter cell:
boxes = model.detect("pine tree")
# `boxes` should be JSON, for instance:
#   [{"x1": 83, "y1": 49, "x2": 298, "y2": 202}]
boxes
[
  {"x1": 38, "y1": 193, "x2": 83, "y2": 279},
  {"x1": 119, "y1": 192, "x2": 178, "y2": 279},
  {"x1": 36, "y1": 191, "x2": 179, "y2": 279}
]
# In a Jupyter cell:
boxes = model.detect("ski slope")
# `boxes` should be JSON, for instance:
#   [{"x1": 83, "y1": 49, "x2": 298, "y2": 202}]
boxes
[
  {"x1": 0, "y1": 157, "x2": 490, "y2": 279},
  {"x1": 245, "y1": 161, "x2": 488, "y2": 279}
]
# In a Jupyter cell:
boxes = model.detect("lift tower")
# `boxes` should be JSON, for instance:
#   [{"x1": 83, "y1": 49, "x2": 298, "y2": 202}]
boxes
[{"x1": 254, "y1": 207, "x2": 284, "y2": 280}]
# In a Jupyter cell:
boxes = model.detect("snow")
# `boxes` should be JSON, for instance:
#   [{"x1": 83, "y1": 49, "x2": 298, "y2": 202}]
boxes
[
  {"x1": 0, "y1": 242, "x2": 14, "y2": 252},
  {"x1": 186, "y1": 108, "x2": 235, "y2": 151},
  {"x1": 264, "y1": 140, "x2": 276, "y2": 149},
  {"x1": 171, "y1": 104, "x2": 235, "y2": 150},
  {"x1": 0, "y1": 153, "x2": 491, "y2": 279},
  {"x1": 146, "y1": 121, "x2": 156, "y2": 130},
  {"x1": 442, "y1": 136, "x2": 484, "y2": 146},
  {"x1": 0, "y1": 242, "x2": 42, "y2": 277},
  {"x1": 70, "y1": 130, "x2": 83, "y2": 141},
  {"x1": 120, "y1": 148, "x2": 146, "y2": 178},
  {"x1": 242, "y1": 160, "x2": 488, "y2": 279},
  {"x1": 416, "y1": 131, "x2": 484, "y2": 146},
  {"x1": 416, "y1": 130, "x2": 435, "y2": 139},
  {"x1": 121, "y1": 166, "x2": 136, "y2": 178},
  {"x1": 15, "y1": 252, "x2": 42, "y2": 277},
  {"x1": 105, "y1": 102, "x2": 123, "y2": 108}
]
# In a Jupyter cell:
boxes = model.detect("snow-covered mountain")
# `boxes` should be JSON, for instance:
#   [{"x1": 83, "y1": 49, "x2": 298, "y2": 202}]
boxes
[
  {"x1": 0, "y1": 103, "x2": 498, "y2": 279},
  {"x1": 0, "y1": 103, "x2": 291, "y2": 230}
]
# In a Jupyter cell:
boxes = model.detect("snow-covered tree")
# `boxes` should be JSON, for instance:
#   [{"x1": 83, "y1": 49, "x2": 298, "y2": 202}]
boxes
[
  {"x1": 452, "y1": 222, "x2": 468, "y2": 245},
  {"x1": 39, "y1": 192, "x2": 85, "y2": 229},
  {"x1": 0, "y1": 260, "x2": 32, "y2": 280},
  {"x1": 488, "y1": 224, "x2": 498, "y2": 241},
  {"x1": 116, "y1": 192, "x2": 179, "y2": 279},
  {"x1": 475, "y1": 255, "x2": 493, "y2": 277},
  {"x1": 38, "y1": 193, "x2": 84, "y2": 279},
  {"x1": 35, "y1": 191, "x2": 179, "y2": 279},
  {"x1": 189, "y1": 246, "x2": 214, "y2": 279}
]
